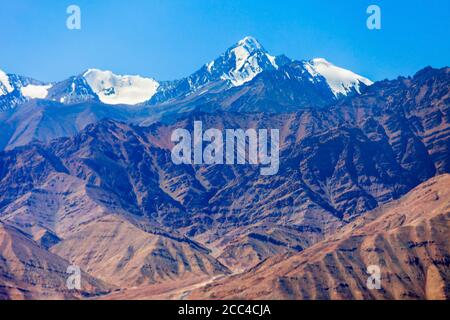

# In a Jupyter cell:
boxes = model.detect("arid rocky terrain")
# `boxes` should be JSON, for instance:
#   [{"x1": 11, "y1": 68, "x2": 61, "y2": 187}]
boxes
[{"x1": 189, "y1": 174, "x2": 450, "y2": 300}]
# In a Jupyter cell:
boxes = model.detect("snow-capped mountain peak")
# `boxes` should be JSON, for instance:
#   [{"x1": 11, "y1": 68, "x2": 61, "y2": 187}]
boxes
[
  {"x1": 236, "y1": 36, "x2": 264, "y2": 53},
  {"x1": 212, "y1": 36, "x2": 281, "y2": 86},
  {"x1": 304, "y1": 58, "x2": 373, "y2": 97},
  {"x1": 82, "y1": 69, "x2": 160, "y2": 105}
]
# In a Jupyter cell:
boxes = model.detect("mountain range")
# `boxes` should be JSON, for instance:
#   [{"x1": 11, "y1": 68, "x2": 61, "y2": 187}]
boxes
[
  {"x1": 0, "y1": 37, "x2": 371, "y2": 109},
  {"x1": 0, "y1": 36, "x2": 372, "y2": 150},
  {"x1": 0, "y1": 36, "x2": 449, "y2": 300}
]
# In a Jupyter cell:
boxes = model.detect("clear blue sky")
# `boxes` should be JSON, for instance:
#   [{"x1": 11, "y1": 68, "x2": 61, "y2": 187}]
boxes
[{"x1": 1, "y1": 0, "x2": 449, "y2": 82}]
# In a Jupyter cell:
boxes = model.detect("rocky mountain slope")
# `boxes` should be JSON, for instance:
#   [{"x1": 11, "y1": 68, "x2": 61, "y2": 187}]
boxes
[
  {"x1": 0, "y1": 221, "x2": 109, "y2": 300},
  {"x1": 51, "y1": 215, "x2": 230, "y2": 288},
  {"x1": 0, "y1": 66, "x2": 448, "y2": 278},
  {"x1": 189, "y1": 174, "x2": 450, "y2": 300},
  {"x1": 0, "y1": 166, "x2": 230, "y2": 288}
]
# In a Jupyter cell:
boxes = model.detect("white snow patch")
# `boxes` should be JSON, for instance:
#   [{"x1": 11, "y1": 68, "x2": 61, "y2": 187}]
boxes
[
  {"x1": 83, "y1": 69, "x2": 159, "y2": 105},
  {"x1": 21, "y1": 84, "x2": 52, "y2": 99},
  {"x1": 0, "y1": 69, "x2": 14, "y2": 96},
  {"x1": 305, "y1": 58, "x2": 373, "y2": 97},
  {"x1": 221, "y1": 37, "x2": 269, "y2": 87},
  {"x1": 206, "y1": 60, "x2": 215, "y2": 73},
  {"x1": 223, "y1": 53, "x2": 264, "y2": 87},
  {"x1": 233, "y1": 46, "x2": 252, "y2": 72},
  {"x1": 266, "y1": 54, "x2": 278, "y2": 69}
]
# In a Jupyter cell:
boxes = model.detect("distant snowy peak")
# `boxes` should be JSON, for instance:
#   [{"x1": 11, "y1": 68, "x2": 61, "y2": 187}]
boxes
[
  {"x1": 211, "y1": 38, "x2": 372, "y2": 94},
  {"x1": 83, "y1": 69, "x2": 160, "y2": 105},
  {"x1": 147, "y1": 36, "x2": 293, "y2": 104},
  {"x1": 44, "y1": 75, "x2": 96, "y2": 105},
  {"x1": 206, "y1": 36, "x2": 285, "y2": 87},
  {"x1": 0, "y1": 69, "x2": 54, "y2": 110},
  {"x1": 304, "y1": 58, "x2": 373, "y2": 97}
]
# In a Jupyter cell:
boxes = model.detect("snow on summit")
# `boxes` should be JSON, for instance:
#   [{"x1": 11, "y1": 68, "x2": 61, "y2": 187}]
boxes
[
  {"x1": 211, "y1": 36, "x2": 279, "y2": 87},
  {"x1": 237, "y1": 36, "x2": 264, "y2": 51},
  {"x1": 83, "y1": 69, "x2": 160, "y2": 105},
  {"x1": 304, "y1": 58, "x2": 373, "y2": 97}
]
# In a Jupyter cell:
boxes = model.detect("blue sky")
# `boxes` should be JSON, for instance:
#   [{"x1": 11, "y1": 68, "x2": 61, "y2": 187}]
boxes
[{"x1": 1, "y1": 0, "x2": 449, "y2": 82}]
